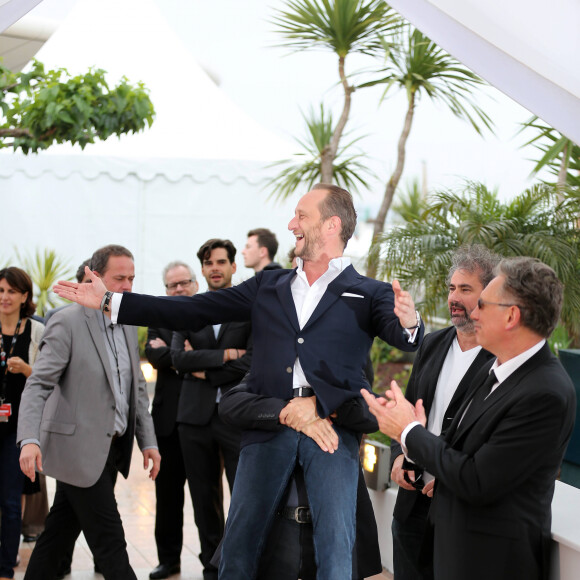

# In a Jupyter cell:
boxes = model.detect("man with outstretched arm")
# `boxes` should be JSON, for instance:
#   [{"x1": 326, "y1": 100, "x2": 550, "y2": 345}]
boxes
[
  {"x1": 54, "y1": 184, "x2": 424, "y2": 580},
  {"x1": 362, "y1": 257, "x2": 575, "y2": 580}
]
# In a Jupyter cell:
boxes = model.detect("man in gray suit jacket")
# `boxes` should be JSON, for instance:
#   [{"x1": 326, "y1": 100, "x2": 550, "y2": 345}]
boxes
[{"x1": 18, "y1": 245, "x2": 160, "y2": 580}]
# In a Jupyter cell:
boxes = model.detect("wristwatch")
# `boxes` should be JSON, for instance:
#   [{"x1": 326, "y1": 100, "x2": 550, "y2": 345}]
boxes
[
  {"x1": 100, "y1": 291, "x2": 114, "y2": 313},
  {"x1": 405, "y1": 310, "x2": 421, "y2": 330}
]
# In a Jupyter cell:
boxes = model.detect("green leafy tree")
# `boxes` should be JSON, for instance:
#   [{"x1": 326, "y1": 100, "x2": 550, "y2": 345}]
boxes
[
  {"x1": 519, "y1": 116, "x2": 580, "y2": 189},
  {"x1": 362, "y1": 26, "x2": 493, "y2": 276},
  {"x1": 272, "y1": 0, "x2": 400, "y2": 185},
  {"x1": 267, "y1": 104, "x2": 374, "y2": 200},
  {"x1": 375, "y1": 182, "x2": 580, "y2": 340},
  {"x1": 0, "y1": 60, "x2": 155, "y2": 153},
  {"x1": 15, "y1": 248, "x2": 73, "y2": 317}
]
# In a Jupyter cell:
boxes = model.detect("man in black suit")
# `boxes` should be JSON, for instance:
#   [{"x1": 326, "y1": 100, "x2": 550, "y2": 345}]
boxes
[
  {"x1": 390, "y1": 244, "x2": 498, "y2": 580},
  {"x1": 363, "y1": 257, "x2": 576, "y2": 580},
  {"x1": 54, "y1": 184, "x2": 423, "y2": 580},
  {"x1": 146, "y1": 261, "x2": 199, "y2": 580},
  {"x1": 170, "y1": 239, "x2": 251, "y2": 580}
]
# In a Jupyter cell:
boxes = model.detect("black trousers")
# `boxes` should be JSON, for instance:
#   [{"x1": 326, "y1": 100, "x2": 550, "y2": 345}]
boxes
[
  {"x1": 154, "y1": 425, "x2": 187, "y2": 565},
  {"x1": 257, "y1": 515, "x2": 317, "y2": 580},
  {"x1": 178, "y1": 409, "x2": 240, "y2": 579},
  {"x1": 24, "y1": 441, "x2": 135, "y2": 580}
]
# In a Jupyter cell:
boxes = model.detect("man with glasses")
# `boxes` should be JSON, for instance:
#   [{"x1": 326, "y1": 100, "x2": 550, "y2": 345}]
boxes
[
  {"x1": 364, "y1": 256, "x2": 576, "y2": 580},
  {"x1": 170, "y1": 240, "x2": 252, "y2": 580},
  {"x1": 146, "y1": 262, "x2": 198, "y2": 579},
  {"x1": 389, "y1": 245, "x2": 498, "y2": 580}
]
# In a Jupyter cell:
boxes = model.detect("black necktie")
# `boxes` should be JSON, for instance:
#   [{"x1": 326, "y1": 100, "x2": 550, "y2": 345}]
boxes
[{"x1": 463, "y1": 370, "x2": 497, "y2": 423}]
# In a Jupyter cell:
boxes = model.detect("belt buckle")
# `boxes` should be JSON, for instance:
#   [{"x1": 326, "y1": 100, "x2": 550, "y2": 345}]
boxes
[{"x1": 294, "y1": 506, "x2": 310, "y2": 524}]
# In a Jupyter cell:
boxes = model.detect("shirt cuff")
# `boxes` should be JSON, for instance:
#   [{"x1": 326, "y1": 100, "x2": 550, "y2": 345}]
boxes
[
  {"x1": 110, "y1": 293, "x2": 123, "y2": 324},
  {"x1": 141, "y1": 446, "x2": 159, "y2": 451},
  {"x1": 21, "y1": 438, "x2": 40, "y2": 448},
  {"x1": 400, "y1": 421, "x2": 422, "y2": 458},
  {"x1": 404, "y1": 327, "x2": 419, "y2": 342}
]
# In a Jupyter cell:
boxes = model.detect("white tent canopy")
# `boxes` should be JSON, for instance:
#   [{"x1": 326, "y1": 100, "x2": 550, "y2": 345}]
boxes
[
  {"x1": 387, "y1": 0, "x2": 580, "y2": 144},
  {"x1": 0, "y1": 0, "x2": 304, "y2": 294},
  {"x1": 0, "y1": 0, "x2": 42, "y2": 33}
]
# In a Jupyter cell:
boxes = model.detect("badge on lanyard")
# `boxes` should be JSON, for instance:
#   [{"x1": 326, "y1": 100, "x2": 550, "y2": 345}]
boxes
[{"x1": 0, "y1": 402, "x2": 11, "y2": 422}]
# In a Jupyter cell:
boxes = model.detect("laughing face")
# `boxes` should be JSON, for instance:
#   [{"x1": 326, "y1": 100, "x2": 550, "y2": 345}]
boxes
[
  {"x1": 448, "y1": 268, "x2": 485, "y2": 333},
  {"x1": 288, "y1": 188, "x2": 327, "y2": 261}
]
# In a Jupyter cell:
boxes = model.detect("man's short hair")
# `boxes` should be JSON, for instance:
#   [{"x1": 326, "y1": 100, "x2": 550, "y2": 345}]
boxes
[
  {"x1": 76, "y1": 259, "x2": 91, "y2": 283},
  {"x1": 196, "y1": 239, "x2": 236, "y2": 265},
  {"x1": 313, "y1": 183, "x2": 357, "y2": 248},
  {"x1": 496, "y1": 257, "x2": 563, "y2": 338},
  {"x1": 446, "y1": 245, "x2": 501, "y2": 287},
  {"x1": 162, "y1": 261, "x2": 196, "y2": 282},
  {"x1": 247, "y1": 228, "x2": 279, "y2": 261},
  {"x1": 90, "y1": 245, "x2": 134, "y2": 276}
]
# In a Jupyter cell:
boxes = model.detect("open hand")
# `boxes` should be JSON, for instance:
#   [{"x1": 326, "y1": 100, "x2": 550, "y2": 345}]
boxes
[
  {"x1": 53, "y1": 267, "x2": 107, "y2": 311},
  {"x1": 302, "y1": 418, "x2": 339, "y2": 453},
  {"x1": 392, "y1": 279, "x2": 417, "y2": 329}
]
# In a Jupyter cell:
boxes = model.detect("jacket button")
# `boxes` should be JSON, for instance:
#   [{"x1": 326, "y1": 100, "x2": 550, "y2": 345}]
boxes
[
  {"x1": 297, "y1": 337, "x2": 304, "y2": 344},
  {"x1": 112, "y1": 405, "x2": 116, "y2": 410},
  {"x1": 286, "y1": 367, "x2": 293, "y2": 373},
  {"x1": 107, "y1": 432, "x2": 112, "y2": 438}
]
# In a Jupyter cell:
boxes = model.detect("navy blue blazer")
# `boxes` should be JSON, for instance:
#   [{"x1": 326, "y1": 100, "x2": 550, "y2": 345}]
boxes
[{"x1": 119, "y1": 266, "x2": 424, "y2": 441}]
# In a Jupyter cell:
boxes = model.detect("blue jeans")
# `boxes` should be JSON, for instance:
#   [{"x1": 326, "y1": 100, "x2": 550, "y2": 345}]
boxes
[
  {"x1": 219, "y1": 426, "x2": 359, "y2": 580},
  {"x1": 0, "y1": 431, "x2": 25, "y2": 579}
]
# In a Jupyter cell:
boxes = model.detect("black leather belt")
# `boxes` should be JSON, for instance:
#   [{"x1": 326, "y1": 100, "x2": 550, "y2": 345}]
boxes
[
  {"x1": 293, "y1": 387, "x2": 314, "y2": 398},
  {"x1": 278, "y1": 505, "x2": 312, "y2": 524}
]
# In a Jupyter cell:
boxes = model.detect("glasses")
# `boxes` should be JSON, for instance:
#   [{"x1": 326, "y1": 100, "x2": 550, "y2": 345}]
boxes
[
  {"x1": 165, "y1": 279, "x2": 193, "y2": 290},
  {"x1": 477, "y1": 298, "x2": 522, "y2": 310}
]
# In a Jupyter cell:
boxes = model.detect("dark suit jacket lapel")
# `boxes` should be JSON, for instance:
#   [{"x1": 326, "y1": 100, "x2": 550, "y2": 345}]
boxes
[
  {"x1": 84, "y1": 307, "x2": 115, "y2": 395},
  {"x1": 215, "y1": 322, "x2": 229, "y2": 344},
  {"x1": 442, "y1": 347, "x2": 494, "y2": 430},
  {"x1": 303, "y1": 265, "x2": 364, "y2": 331},
  {"x1": 451, "y1": 343, "x2": 552, "y2": 443},
  {"x1": 275, "y1": 269, "x2": 300, "y2": 332}
]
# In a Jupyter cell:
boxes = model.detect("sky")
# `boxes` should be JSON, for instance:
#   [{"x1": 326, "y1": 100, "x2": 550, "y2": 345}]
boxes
[{"x1": 28, "y1": 0, "x2": 545, "y2": 220}]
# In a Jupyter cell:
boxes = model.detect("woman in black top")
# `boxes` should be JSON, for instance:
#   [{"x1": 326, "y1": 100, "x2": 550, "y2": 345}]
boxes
[{"x1": 0, "y1": 267, "x2": 41, "y2": 580}]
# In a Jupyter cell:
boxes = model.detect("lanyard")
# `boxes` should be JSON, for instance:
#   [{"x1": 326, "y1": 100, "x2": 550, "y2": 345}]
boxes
[{"x1": 0, "y1": 317, "x2": 23, "y2": 403}]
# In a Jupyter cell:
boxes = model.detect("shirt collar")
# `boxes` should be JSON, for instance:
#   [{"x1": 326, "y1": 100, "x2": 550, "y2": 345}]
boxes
[
  {"x1": 491, "y1": 339, "x2": 546, "y2": 384},
  {"x1": 295, "y1": 256, "x2": 351, "y2": 275}
]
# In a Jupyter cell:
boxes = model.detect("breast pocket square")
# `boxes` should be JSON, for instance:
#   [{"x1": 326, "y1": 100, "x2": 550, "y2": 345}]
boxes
[{"x1": 341, "y1": 292, "x2": 364, "y2": 298}]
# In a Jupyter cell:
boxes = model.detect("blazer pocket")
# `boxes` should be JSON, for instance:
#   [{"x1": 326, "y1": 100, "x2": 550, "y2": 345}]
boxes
[
  {"x1": 466, "y1": 514, "x2": 520, "y2": 539},
  {"x1": 41, "y1": 420, "x2": 76, "y2": 436}
]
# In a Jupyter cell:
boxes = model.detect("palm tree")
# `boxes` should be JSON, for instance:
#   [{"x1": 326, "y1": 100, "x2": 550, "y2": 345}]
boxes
[
  {"x1": 362, "y1": 26, "x2": 493, "y2": 276},
  {"x1": 16, "y1": 248, "x2": 73, "y2": 317},
  {"x1": 267, "y1": 104, "x2": 375, "y2": 200},
  {"x1": 376, "y1": 182, "x2": 580, "y2": 339},
  {"x1": 272, "y1": 0, "x2": 401, "y2": 184},
  {"x1": 391, "y1": 178, "x2": 428, "y2": 223},
  {"x1": 519, "y1": 116, "x2": 579, "y2": 189}
]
